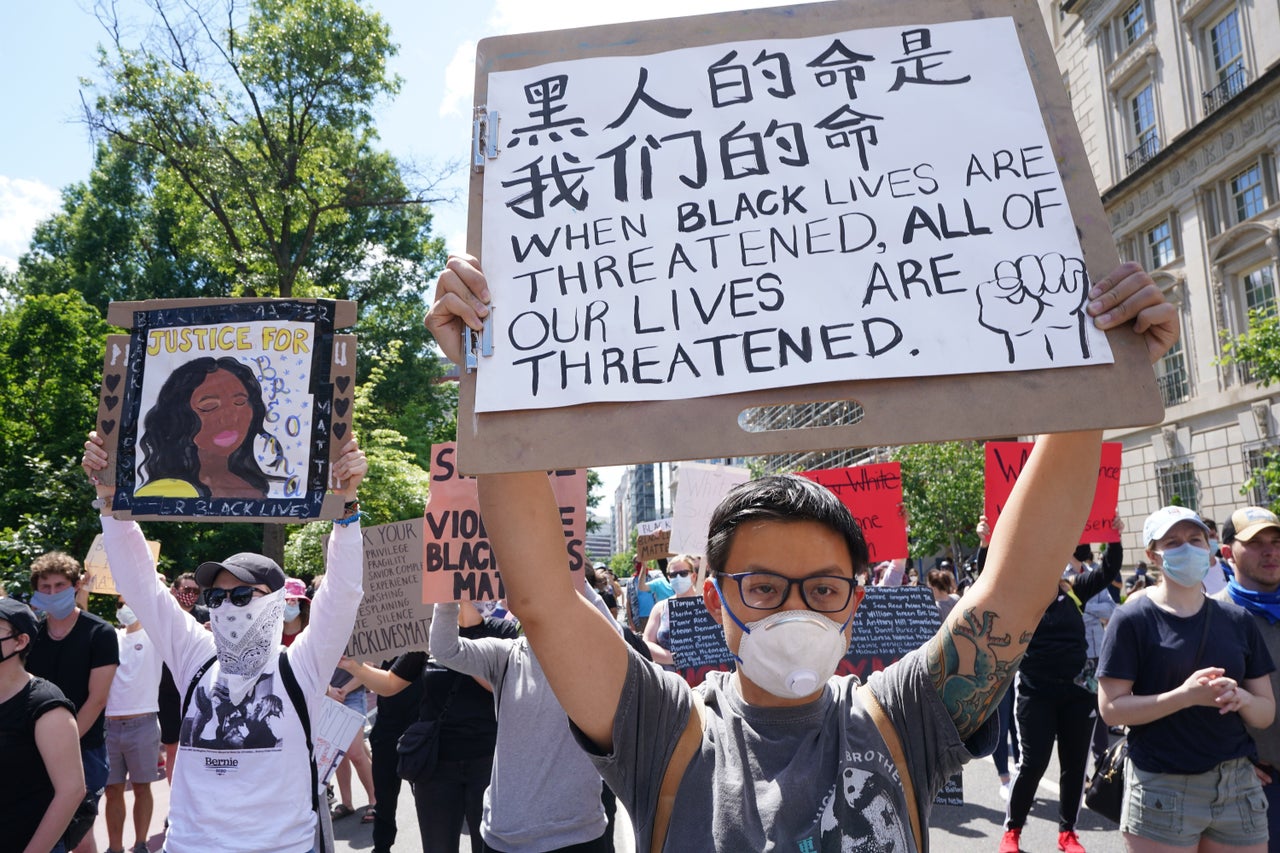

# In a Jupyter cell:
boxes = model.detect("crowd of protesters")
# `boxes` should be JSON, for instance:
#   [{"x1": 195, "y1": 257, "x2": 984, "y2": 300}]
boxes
[{"x1": 7, "y1": 259, "x2": 1280, "y2": 853}]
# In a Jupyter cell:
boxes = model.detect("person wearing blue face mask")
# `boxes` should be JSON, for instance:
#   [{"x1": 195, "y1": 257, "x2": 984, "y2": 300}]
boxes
[
  {"x1": 1098, "y1": 506, "x2": 1277, "y2": 852},
  {"x1": 26, "y1": 550, "x2": 120, "y2": 853}
]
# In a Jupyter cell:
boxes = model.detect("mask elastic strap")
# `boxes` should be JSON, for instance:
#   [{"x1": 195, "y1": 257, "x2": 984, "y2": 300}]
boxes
[{"x1": 711, "y1": 580, "x2": 751, "y2": 667}]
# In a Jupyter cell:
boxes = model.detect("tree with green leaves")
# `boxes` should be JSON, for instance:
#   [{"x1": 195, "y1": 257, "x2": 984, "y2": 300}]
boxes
[
  {"x1": 892, "y1": 441, "x2": 985, "y2": 561},
  {"x1": 1220, "y1": 310, "x2": 1280, "y2": 508}
]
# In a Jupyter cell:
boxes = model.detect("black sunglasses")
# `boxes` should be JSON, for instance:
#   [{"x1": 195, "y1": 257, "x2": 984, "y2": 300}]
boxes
[
  {"x1": 669, "y1": 570, "x2": 692, "y2": 578},
  {"x1": 204, "y1": 586, "x2": 266, "y2": 608}
]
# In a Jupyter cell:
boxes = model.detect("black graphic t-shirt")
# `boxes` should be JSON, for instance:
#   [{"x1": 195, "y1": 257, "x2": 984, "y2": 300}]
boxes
[{"x1": 27, "y1": 610, "x2": 119, "y2": 748}]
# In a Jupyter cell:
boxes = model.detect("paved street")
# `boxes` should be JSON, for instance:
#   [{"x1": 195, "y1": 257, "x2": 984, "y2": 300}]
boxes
[{"x1": 94, "y1": 738, "x2": 1127, "y2": 852}]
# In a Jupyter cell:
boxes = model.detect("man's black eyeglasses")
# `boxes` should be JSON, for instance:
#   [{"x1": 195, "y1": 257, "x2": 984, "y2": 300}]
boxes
[
  {"x1": 204, "y1": 586, "x2": 266, "y2": 608},
  {"x1": 719, "y1": 571, "x2": 854, "y2": 613}
]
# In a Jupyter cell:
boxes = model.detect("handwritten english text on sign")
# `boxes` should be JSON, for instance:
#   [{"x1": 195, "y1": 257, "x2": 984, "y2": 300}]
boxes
[
  {"x1": 83, "y1": 533, "x2": 162, "y2": 596},
  {"x1": 984, "y1": 441, "x2": 1122, "y2": 543},
  {"x1": 422, "y1": 443, "x2": 587, "y2": 602},
  {"x1": 477, "y1": 17, "x2": 1111, "y2": 412},
  {"x1": 800, "y1": 462, "x2": 907, "y2": 563},
  {"x1": 344, "y1": 518, "x2": 434, "y2": 664}
]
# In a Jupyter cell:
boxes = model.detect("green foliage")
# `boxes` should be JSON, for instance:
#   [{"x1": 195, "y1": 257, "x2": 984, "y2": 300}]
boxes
[
  {"x1": 0, "y1": 293, "x2": 110, "y2": 590},
  {"x1": 83, "y1": 0, "x2": 426, "y2": 297},
  {"x1": 1219, "y1": 309, "x2": 1280, "y2": 387},
  {"x1": 1220, "y1": 310, "x2": 1280, "y2": 508},
  {"x1": 892, "y1": 441, "x2": 985, "y2": 559}
]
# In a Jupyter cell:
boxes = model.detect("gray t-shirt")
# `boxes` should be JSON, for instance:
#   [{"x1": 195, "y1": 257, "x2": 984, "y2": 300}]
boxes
[
  {"x1": 1214, "y1": 588, "x2": 1280, "y2": 767},
  {"x1": 577, "y1": 646, "x2": 997, "y2": 852}
]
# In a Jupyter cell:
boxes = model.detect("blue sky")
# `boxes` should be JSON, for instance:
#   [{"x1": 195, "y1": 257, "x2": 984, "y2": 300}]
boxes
[
  {"x1": 0, "y1": 0, "x2": 813, "y2": 504},
  {"x1": 0, "y1": 0, "x2": 795, "y2": 271}
]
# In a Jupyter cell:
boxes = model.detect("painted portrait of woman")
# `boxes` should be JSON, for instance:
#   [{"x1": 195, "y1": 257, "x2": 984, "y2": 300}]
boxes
[{"x1": 136, "y1": 356, "x2": 283, "y2": 499}]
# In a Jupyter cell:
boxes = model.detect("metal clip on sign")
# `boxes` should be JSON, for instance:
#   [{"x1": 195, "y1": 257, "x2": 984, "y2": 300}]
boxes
[
  {"x1": 463, "y1": 310, "x2": 494, "y2": 374},
  {"x1": 472, "y1": 107, "x2": 499, "y2": 171}
]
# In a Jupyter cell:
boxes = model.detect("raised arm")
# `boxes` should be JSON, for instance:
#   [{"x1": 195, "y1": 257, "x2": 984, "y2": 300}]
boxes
[
  {"x1": 426, "y1": 254, "x2": 630, "y2": 750},
  {"x1": 337, "y1": 657, "x2": 414, "y2": 697},
  {"x1": 925, "y1": 263, "x2": 1178, "y2": 738}
]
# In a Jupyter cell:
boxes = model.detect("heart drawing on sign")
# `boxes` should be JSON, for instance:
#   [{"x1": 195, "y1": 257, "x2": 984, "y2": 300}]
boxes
[
  {"x1": 101, "y1": 420, "x2": 116, "y2": 435},
  {"x1": 334, "y1": 423, "x2": 348, "y2": 440},
  {"x1": 335, "y1": 398, "x2": 349, "y2": 417},
  {"x1": 335, "y1": 376, "x2": 351, "y2": 392},
  {"x1": 104, "y1": 395, "x2": 119, "y2": 411},
  {"x1": 105, "y1": 374, "x2": 121, "y2": 392}
]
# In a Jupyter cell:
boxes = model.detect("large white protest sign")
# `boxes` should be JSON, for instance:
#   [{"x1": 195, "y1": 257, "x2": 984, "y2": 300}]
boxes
[
  {"x1": 669, "y1": 463, "x2": 750, "y2": 555},
  {"x1": 476, "y1": 15, "x2": 1110, "y2": 413}
]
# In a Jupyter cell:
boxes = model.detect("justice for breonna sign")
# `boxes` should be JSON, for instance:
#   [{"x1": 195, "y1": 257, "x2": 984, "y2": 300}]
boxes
[{"x1": 473, "y1": 14, "x2": 1111, "y2": 413}]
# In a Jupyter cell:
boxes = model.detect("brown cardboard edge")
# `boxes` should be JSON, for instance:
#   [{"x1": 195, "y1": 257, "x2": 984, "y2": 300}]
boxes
[
  {"x1": 461, "y1": 0, "x2": 1163, "y2": 474},
  {"x1": 106, "y1": 298, "x2": 358, "y2": 329}
]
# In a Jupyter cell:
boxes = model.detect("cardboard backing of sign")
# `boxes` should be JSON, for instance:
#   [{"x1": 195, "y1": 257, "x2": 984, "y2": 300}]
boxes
[
  {"x1": 94, "y1": 298, "x2": 356, "y2": 522},
  {"x1": 456, "y1": 0, "x2": 1162, "y2": 474}
]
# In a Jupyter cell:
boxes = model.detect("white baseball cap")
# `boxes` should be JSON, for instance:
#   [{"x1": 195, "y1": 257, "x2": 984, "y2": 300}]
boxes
[{"x1": 1142, "y1": 506, "x2": 1210, "y2": 546}]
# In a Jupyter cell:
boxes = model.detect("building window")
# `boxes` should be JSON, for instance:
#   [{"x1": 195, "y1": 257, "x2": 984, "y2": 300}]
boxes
[
  {"x1": 1157, "y1": 460, "x2": 1198, "y2": 511},
  {"x1": 1156, "y1": 339, "x2": 1191, "y2": 406},
  {"x1": 1232, "y1": 165, "x2": 1265, "y2": 222},
  {"x1": 1244, "y1": 265, "x2": 1277, "y2": 314},
  {"x1": 1125, "y1": 85, "x2": 1160, "y2": 172},
  {"x1": 1246, "y1": 444, "x2": 1280, "y2": 508},
  {"x1": 1203, "y1": 8, "x2": 1248, "y2": 113},
  {"x1": 1146, "y1": 219, "x2": 1174, "y2": 268},
  {"x1": 1121, "y1": 0, "x2": 1147, "y2": 45}
]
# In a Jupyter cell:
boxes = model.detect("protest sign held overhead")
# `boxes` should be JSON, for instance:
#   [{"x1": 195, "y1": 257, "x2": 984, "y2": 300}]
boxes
[
  {"x1": 95, "y1": 298, "x2": 357, "y2": 521},
  {"x1": 636, "y1": 517, "x2": 673, "y2": 562},
  {"x1": 344, "y1": 518, "x2": 435, "y2": 664},
  {"x1": 83, "y1": 533, "x2": 161, "y2": 596},
  {"x1": 422, "y1": 443, "x2": 587, "y2": 602},
  {"x1": 985, "y1": 441, "x2": 1123, "y2": 543},
  {"x1": 455, "y1": 0, "x2": 1163, "y2": 474},
  {"x1": 668, "y1": 462, "x2": 750, "y2": 556},
  {"x1": 801, "y1": 462, "x2": 907, "y2": 562}
]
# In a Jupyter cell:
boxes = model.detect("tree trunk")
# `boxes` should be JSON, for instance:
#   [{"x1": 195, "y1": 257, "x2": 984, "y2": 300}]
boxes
[{"x1": 262, "y1": 523, "x2": 287, "y2": 570}]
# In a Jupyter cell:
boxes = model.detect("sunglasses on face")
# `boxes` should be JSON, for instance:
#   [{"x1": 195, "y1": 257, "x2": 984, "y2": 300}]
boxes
[
  {"x1": 203, "y1": 586, "x2": 266, "y2": 608},
  {"x1": 669, "y1": 570, "x2": 692, "y2": 578}
]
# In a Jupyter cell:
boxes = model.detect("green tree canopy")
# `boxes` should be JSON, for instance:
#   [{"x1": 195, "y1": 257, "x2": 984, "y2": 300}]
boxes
[
  {"x1": 892, "y1": 441, "x2": 985, "y2": 561},
  {"x1": 1220, "y1": 310, "x2": 1280, "y2": 508}
]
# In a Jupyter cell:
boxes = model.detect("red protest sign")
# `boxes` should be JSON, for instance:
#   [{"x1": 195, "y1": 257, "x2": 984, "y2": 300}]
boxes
[
  {"x1": 422, "y1": 443, "x2": 587, "y2": 602},
  {"x1": 800, "y1": 462, "x2": 908, "y2": 563},
  {"x1": 984, "y1": 441, "x2": 1122, "y2": 544}
]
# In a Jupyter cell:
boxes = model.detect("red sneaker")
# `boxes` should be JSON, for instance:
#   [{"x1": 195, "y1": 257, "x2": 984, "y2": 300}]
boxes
[
  {"x1": 1058, "y1": 830, "x2": 1086, "y2": 853},
  {"x1": 998, "y1": 829, "x2": 1021, "y2": 853}
]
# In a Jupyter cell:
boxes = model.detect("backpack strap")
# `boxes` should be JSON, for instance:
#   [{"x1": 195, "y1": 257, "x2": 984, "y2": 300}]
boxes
[
  {"x1": 858, "y1": 683, "x2": 923, "y2": 853},
  {"x1": 650, "y1": 690, "x2": 705, "y2": 853},
  {"x1": 180, "y1": 656, "x2": 218, "y2": 719},
  {"x1": 277, "y1": 651, "x2": 324, "y2": 853}
]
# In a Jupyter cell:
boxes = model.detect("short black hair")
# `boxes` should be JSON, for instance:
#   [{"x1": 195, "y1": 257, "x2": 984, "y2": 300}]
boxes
[{"x1": 705, "y1": 475, "x2": 869, "y2": 577}]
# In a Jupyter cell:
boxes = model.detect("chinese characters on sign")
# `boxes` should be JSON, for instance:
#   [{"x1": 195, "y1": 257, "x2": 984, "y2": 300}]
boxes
[{"x1": 478, "y1": 17, "x2": 1110, "y2": 413}]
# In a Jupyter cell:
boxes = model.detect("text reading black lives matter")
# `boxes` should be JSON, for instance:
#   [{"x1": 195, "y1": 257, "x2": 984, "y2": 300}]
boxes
[{"x1": 486, "y1": 17, "x2": 1076, "y2": 406}]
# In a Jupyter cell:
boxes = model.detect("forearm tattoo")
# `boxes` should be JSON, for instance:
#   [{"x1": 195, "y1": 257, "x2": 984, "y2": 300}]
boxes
[{"x1": 926, "y1": 607, "x2": 1032, "y2": 738}]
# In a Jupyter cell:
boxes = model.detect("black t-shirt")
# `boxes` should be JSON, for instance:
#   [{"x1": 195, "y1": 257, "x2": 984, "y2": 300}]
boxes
[
  {"x1": 1019, "y1": 543, "x2": 1122, "y2": 689},
  {"x1": 27, "y1": 610, "x2": 119, "y2": 748},
  {"x1": 389, "y1": 617, "x2": 519, "y2": 761},
  {"x1": 0, "y1": 676, "x2": 76, "y2": 849}
]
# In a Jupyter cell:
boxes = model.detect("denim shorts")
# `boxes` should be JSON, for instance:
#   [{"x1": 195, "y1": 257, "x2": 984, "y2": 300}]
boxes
[{"x1": 1122, "y1": 756, "x2": 1269, "y2": 847}]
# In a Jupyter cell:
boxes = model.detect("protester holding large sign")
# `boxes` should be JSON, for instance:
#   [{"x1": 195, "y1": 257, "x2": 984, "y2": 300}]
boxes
[{"x1": 427, "y1": 250, "x2": 1177, "y2": 850}]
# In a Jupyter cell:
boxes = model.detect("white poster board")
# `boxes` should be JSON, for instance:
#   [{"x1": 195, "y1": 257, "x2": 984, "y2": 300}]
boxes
[
  {"x1": 668, "y1": 463, "x2": 750, "y2": 555},
  {"x1": 477, "y1": 16, "x2": 1109, "y2": 414}
]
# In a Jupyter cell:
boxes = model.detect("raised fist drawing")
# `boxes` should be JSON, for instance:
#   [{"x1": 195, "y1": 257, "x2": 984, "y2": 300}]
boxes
[{"x1": 977, "y1": 253, "x2": 1090, "y2": 364}]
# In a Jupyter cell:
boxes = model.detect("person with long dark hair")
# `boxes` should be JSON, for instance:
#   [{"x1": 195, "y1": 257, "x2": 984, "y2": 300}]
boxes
[{"x1": 137, "y1": 356, "x2": 282, "y2": 499}]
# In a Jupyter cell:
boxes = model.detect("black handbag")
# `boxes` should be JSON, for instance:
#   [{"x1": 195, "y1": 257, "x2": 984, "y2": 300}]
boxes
[
  {"x1": 1085, "y1": 599, "x2": 1215, "y2": 823},
  {"x1": 396, "y1": 674, "x2": 461, "y2": 783},
  {"x1": 1084, "y1": 736, "x2": 1128, "y2": 822}
]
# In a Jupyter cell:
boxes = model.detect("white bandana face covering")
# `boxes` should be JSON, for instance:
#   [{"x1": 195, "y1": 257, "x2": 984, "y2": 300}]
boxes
[{"x1": 209, "y1": 588, "x2": 285, "y2": 704}]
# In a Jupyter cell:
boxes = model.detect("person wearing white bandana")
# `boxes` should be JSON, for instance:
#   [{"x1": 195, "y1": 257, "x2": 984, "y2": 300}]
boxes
[
  {"x1": 426, "y1": 254, "x2": 1181, "y2": 851},
  {"x1": 81, "y1": 431, "x2": 367, "y2": 853}
]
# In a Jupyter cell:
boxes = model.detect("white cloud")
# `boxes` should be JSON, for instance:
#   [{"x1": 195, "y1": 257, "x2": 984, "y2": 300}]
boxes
[
  {"x1": 440, "y1": 40, "x2": 479, "y2": 119},
  {"x1": 0, "y1": 176, "x2": 60, "y2": 272}
]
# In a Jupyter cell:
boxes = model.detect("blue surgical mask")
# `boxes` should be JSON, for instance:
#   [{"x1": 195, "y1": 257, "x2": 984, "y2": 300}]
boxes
[
  {"x1": 1157, "y1": 543, "x2": 1212, "y2": 588},
  {"x1": 30, "y1": 588, "x2": 77, "y2": 620},
  {"x1": 283, "y1": 602, "x2": 301, "y2": 622}
]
